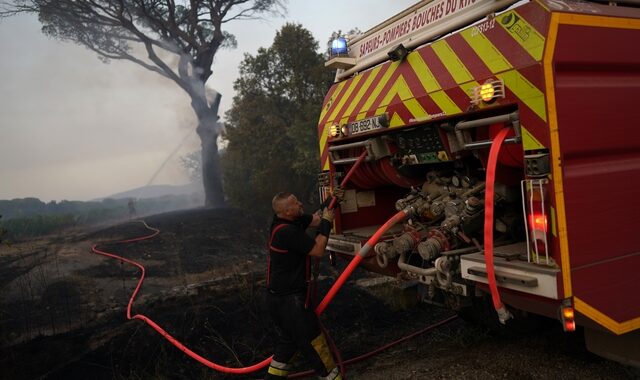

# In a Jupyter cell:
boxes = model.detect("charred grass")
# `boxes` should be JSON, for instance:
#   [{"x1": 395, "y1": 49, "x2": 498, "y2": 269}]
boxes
[{"x1": 1, "y1": 208, "x2": 638, "y2": 379}]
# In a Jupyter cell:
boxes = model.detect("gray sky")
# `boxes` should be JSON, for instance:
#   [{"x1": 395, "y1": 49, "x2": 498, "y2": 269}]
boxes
[{"x1": 0, "y1": 0, "x2": 416, "y2": 202}]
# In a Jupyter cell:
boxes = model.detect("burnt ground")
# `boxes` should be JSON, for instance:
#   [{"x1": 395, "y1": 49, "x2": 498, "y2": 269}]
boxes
[{"x1": 0, "y1": 207, "x2": 638, "y2": 380}]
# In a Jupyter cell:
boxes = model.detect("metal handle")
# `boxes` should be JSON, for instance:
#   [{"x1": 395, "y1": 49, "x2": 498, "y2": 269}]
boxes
[
  {"x1": 454, "y1": 111, "x2": 521, "y2": 150},
  {"x1": 328, "y1": 138, "x2": 390, "y2": 165}
]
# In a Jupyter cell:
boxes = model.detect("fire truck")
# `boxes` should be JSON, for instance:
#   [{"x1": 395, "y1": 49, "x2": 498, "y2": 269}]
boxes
[{"x1": 318, "y1": 0, "x2": 640, "y2": 367}]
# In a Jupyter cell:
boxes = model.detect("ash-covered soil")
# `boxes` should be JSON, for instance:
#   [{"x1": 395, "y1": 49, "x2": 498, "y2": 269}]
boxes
[{"x1": 0, "y1": 207, "x2": 637, "y2": 380}]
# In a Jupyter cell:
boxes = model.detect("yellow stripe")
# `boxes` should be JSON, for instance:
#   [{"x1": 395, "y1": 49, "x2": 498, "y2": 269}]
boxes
[
  {"x1": 341, "y1": 66, "x2": 384, "y2": 119},
  {"x1": 375, "y1": 75, "x2": 426, "y2": 120},
  {"x1": 268, "y1": 366, "x2": 289, "y2": 377},
  {"x1": 544, "y1": 13, "x2": 571, "y2": 297},
  {"x1": 389, "y1": 112, "x2": 404, "y2": 128},
  {"x1": 497, "y1": 10, "x2": 545, "y2": 61},
  {"x1": 460, "y1": 27, "x2": 512, "y2": 74},
  {"x1": 311, "y1": 333, "x2": 335, "y2": 371},
  {"x1": 430, "y1": 90, "x2": 462, "y2": 115},
  {"x1": 407, "y1": 53, "x2": 441, "y2": 92},
  {"x1": 431, "y1": 40, "x2": 474, "y2": 84},
  {"x1": 497, "y1": 70, "x2": 547, "y2": 122},
  {"x1": 319, "y1": 81, "x2": 347, "y2": 123},
  {"x1": 459, "y1": 81, "x2": 480, "y2": 99},
  {"x1": 319, "y1": 121, "x2": 331, "y2": 171},
  {"x1": 521, "y1": 124, "x2": 545, "y2": 151},
  {"x1": 559, "y1": 13, "x2": 640, "y2": 29},
  {"x1": 327, "y1": 74, "x2": 363, "y2": 122},
  {"x1": 575, "y1": 297, "x2": 640, "y2": 334},
  {"x1": 358, "y1": 62, "x2": 399, "y2": 115},
  {"x1": 319, "y1": 121, "x2": 331, "y2": 151},
  {"x1": 407, "y1": 53, "x2": 462, "y2": 116}
]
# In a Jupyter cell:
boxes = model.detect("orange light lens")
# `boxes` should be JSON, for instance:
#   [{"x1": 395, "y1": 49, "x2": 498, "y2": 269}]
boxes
[
  {"x1": 562, "y1": 307, "x2": 574, "y2": 320},
  {"x1": 480, "y1": 83, "x2": 495, "y2": 102},
  {"x1": 329, "y1": 125, "x2": 340, "y2": 138},
  {"x1": 528, "y1": 213, "x2": 548, "y2": 232}
]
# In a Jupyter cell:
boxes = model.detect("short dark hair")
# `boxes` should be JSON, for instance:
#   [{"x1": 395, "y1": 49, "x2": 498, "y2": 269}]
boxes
[{"x1": 272, "y1": 192, "x2": 292, "y2": 213}]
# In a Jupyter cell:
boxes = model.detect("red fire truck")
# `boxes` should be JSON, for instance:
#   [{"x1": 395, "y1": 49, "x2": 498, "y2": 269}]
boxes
[{"x1": 319, "y1": 0, "x2": 640, "y2": 366}]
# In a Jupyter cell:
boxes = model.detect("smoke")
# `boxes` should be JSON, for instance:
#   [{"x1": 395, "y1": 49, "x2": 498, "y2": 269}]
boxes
[{"x1": 0, "y1": 15, "x2": 201, "y2": 201}]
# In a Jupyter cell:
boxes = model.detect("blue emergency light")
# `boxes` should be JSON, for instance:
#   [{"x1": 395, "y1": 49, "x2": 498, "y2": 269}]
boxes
[{"x1": 330, "y1": 37, "x2": 348, "y2": 56}]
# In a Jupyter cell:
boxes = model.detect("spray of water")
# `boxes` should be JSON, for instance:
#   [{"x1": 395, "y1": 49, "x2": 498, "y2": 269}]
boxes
[{"x1": 135, "y1": 128, "x2": 196, "y2": 200}]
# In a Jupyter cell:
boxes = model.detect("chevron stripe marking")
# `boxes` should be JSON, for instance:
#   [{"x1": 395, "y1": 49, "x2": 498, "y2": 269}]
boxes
[
  {"x1": 521, "y1": 124, "x2": 545, "y2": 151},
  {"x1": 327, "y1": 74, "x2": 364, "y2": 122},
  {"x1": 339, "y1": 66, "x2": 384, "y2": 121},
  {"x1": 407, "y1": 53, "x2": 441, "y2": 92},
  {"x1": 319, "y1": 81, "x2": 347, "y2": 124},
  {"x1": 497, "y1": 10, "x2": 545, "y2": 61},
  {"x1": 390, "y1": 112, "x2": 404, "y2": 128},
  {"x1": 376, "y1": 75, "x2": 426, "y2": 119},
  {"x1": 497, "y1": 70, "x2": 547, "y2": 122},
  {"x1": 431, "y1": 40, "x2": 474, "y2": 84},
  {"x1": 319, "y1": 121, "x2": 331, "y2": 156},
  {"x1": 460, "y1": 27, "x2": 512, "y2": 74},
  {"x1": 430, "y1": 90, "x2": 462, "y2": 116},
  {"x1": 357, "y1": 62, "x2": 400, "y2": 117},
  {"x1": 406, "y1": 53, "x2": 462, "y2": 116}
]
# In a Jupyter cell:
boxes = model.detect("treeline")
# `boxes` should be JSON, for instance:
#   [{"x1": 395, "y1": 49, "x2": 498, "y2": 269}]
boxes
[
  {"x1": 222, "y1": 24, "x2": 334, "y2": 221},
  {"x1": 0, "y1": 194, "x2": 202, "y2": 241}
]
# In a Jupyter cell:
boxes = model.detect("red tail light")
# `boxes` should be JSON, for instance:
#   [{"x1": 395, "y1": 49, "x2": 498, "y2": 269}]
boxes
[
  {"x1": 560, "y1": 299, "x2": 576, "y2": 332},
  {"x1": 521, "y1": 179, "x2": 550, "y2": 264},
  {"x1": 528, "y1": 213, "x2": 548, "y2": 232},
  {"x1": 564, "y1": 319, "x2": 576, "y2": 332}
]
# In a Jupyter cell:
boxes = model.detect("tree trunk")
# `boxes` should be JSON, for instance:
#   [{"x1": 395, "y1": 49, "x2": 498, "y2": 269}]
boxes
[{"x1": 194, "y1": 94, "x2": 226, "y2": 208}]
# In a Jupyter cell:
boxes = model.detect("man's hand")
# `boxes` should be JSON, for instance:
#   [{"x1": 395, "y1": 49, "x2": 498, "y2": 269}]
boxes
[
  {"x1": 321, "y1": 207, "x2": 335, "y2": 222},
  {"x1": 332, "y1": 187, "x2": 346, "y2": 203}
]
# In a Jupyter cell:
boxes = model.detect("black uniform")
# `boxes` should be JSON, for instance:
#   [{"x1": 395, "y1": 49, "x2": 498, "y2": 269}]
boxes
[{"x1": 265, "y1": 214, "x2": 340, "y2": 380}]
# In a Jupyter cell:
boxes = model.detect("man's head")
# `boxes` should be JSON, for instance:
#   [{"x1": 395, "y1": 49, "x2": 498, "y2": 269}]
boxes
[{"x1": 272, "y1": 192, "x2": 304, "y2": 221}]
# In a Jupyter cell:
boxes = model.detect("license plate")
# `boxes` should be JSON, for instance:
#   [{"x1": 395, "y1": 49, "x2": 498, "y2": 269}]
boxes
[{"x1": 348, "y1": 116, "x2": 384, "y2": 135}]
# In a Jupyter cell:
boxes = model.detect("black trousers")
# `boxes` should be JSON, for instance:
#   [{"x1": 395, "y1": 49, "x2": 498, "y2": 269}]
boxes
[{"x1": 265, "y1": 291, "x2": 337, "y2": 379}]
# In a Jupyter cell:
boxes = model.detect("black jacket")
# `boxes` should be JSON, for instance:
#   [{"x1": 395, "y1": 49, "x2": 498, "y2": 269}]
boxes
[{"x1": 267, "y1": 214, "x2": 315, "y2": 295}]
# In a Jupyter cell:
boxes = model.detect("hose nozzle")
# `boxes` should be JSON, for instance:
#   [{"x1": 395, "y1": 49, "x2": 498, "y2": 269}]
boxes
[{"x1": 497, "y1": 306, "x2": 513, "y2": 324}]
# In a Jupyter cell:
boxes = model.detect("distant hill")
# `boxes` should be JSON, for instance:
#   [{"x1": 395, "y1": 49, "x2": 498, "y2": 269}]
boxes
[{"x1": 97, "y1": 182, "x2": 203, "y2": 201}]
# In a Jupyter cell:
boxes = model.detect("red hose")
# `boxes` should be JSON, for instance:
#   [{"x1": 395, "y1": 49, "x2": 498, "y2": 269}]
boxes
[
  {"x1": 315, "y1": 209, "x2": 410, "y2": 315},
  {"x1": 91, "y1": 221, "x2": 273, "y2": 374},
  {"x1": 483, "y1": 128, "x2": 512, "y2": 322},
  {"x1": 92, "y1": 150, "x2": 423, "y2": 375},
  {"x1": 288, "y1": 315, "x2": 458, "y2": 379}
]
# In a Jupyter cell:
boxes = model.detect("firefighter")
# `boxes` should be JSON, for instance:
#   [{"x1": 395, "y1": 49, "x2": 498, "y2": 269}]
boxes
[
  {"x1": 127, "y1": 198, "x2": 137, "y2": 219},
  {"x1": 265, "y1": 191, "x2": 342, "y2": 380}
]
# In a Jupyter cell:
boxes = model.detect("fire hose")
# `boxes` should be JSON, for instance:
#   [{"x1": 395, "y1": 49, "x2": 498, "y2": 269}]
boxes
[
  {"x1": 92, "y1": 222, "x2": 271, "y2": 374},
  {"x1": 483, "y1": 127, "x2": 513, "y2": 324},
  {"x1": 91, "y1": 149, "x2": 458, "y2": 376},
  {"x1": 92, "y1": 127, "x2": 512, "y2": 374}
]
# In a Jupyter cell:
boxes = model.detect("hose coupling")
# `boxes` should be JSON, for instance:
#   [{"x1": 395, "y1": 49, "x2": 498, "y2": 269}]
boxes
[{"x1": 497, "y1": 306, "x2": 513, "y2": 324}]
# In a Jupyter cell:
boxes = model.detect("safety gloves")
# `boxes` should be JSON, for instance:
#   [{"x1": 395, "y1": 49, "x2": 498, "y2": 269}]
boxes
[
  {"x1": 318, "y1": 208, "x2": 334, "y2": 237},
  {"x1": 317, "y1": 187, "x2": 343, "y2": 237},
  {"x1": 331, "y1": 187, "x2": 346, "y2": 203},
  {"x1": 321, "y1": 208, "x2": 335, "y2": 222}
]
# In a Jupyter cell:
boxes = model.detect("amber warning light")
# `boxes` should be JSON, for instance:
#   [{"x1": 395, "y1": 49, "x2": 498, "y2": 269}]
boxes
[
  {"x1": 560, "y1": 299, "x2": 576, "y2": 332},
  {"x1": 480, "y1": 83, "x2": 495, "y2": 102}
]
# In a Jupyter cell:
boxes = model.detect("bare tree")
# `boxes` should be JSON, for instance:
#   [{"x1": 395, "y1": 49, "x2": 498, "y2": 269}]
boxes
[{"x1": 0, "y1": 0, "x2": 285, "y2": 207}]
